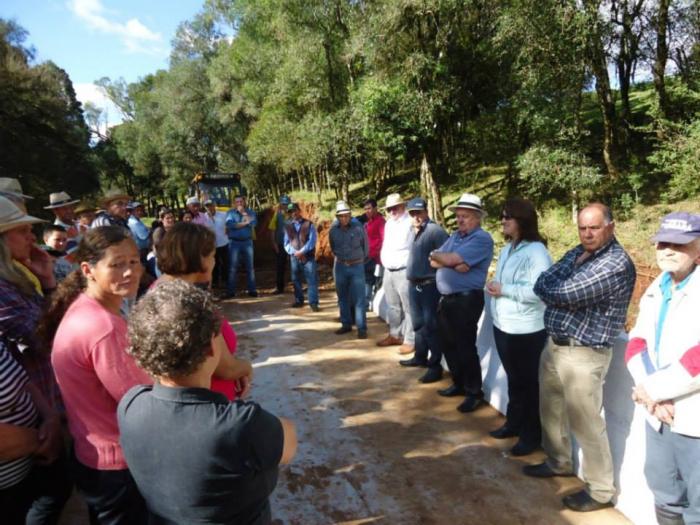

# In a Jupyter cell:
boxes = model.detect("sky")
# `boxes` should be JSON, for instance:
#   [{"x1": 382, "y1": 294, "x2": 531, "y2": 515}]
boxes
[{"x1": 1, "y1": 0, "x2": 204, "y2": 128}]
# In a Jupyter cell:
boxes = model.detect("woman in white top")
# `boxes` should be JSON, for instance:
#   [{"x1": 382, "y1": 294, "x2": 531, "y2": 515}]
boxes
[{"x1": 485, "y1": 198, "x2": 552, "y2": 456}]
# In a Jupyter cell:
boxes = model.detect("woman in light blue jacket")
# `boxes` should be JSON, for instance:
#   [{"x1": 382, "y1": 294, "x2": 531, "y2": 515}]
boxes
[{"x1": 485, "y1": 198, "x2": 551, "y2": 456}]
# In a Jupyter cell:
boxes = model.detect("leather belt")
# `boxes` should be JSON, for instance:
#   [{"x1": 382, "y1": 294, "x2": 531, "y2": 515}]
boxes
[
  {"x1": 441, "y1": 290, "x2": 481, "y2": 298},
  {"x1": 551, "y1": 336, "x2": 609, "y2": 349},
  {"x1": 336, "y1": 258, "x2": 363, "y2": 266},
  {"x1": 411, "y1": 278, "x2": 435, "y2": 286},
  {"x1": 387, "y1": 266, "x2": 406, "y2": 272}
]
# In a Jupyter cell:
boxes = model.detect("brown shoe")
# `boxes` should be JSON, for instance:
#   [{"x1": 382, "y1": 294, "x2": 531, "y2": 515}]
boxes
[
  {"x1": 398, "y1": 344, "x2": 415, "y2": 355},
  {"x1": 376, "y1": 335, "x2": 402, "y2": 347}
]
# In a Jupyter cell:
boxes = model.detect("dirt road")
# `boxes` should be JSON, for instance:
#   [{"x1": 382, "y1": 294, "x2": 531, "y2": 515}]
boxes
[{"x1": 224, "y1": 290, "x2": 632, "y2": 525}]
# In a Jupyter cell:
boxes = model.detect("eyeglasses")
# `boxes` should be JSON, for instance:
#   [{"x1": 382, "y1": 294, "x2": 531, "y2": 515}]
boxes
[{"x1": 501, "y1": 213, "x2": 513, "y2": 220}]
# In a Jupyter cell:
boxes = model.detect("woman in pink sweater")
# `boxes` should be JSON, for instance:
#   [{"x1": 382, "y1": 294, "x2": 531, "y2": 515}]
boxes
[{"x1": 45, "y1": 226, "x2": 149, "y2": 524}]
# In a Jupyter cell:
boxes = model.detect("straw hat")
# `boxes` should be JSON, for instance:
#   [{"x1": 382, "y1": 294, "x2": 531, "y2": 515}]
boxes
[
  {"x1": 382, "y1": 193, "x2": 405, "y2": 210},
  {"x1": 74, "y1": 202, "x2": 97, "y2": 215},
  {"x1": 335, "y1": 200, "x2": 352, "y2": 215},
  {"x1": 0, "y1": 178, "x2": 33, "y2": 200},
  {"x1": 0, "y1": 195, "x2": 46, "y2": 234},
  {"x1": 44, "y1": 191, "x2": 79, "y2": 209},
  {"x1": 448, "y1": 193, "x2": 487, "y2": 217},
  {"x1": 100, "y1": 188, "x2": 131, "y2": 207}
]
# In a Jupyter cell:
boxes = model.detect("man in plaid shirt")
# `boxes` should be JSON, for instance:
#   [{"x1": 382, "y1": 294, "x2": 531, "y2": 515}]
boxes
[{"x1": 523, "y1": 203, "x2": 636, "y2": 513}]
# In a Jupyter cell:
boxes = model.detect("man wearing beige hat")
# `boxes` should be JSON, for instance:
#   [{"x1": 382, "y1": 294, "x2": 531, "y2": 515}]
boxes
[
  {"x1": 430, "y1": 193, "x2": 494, "y2": 413},
  {"x1": 377, "y1": 193, "x2": 415, "y2": 354},
  {"x1": 44, "y1": 191, "x2": 80, "y2": 242},
  {"x1": 329, "y1": 201, "x2": 369, "y2": 339},
  {"x1": 0, "y1": 178, "x2": 33, "y2": 210},
  {"x1": 91, "y1": 189, "x2": 131, "y2": 232}
]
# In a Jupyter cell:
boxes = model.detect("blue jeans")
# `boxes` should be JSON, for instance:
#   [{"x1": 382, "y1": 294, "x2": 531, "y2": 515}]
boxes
[
  {"x1": 408, "y1": 281, "x2": 442, "y2": 370},
  {"x1": 645, "y1": 422, "x2": 700, "y2": 523},
  {"x1": 334, "y1": 261, "x2": 366, "y2": 331},
  {"x1": 227, "y1": 239, "x2": 256, "y2": 295},
  {"x1": 290, "y1": 255, "x2": 319, "y2": 305}
]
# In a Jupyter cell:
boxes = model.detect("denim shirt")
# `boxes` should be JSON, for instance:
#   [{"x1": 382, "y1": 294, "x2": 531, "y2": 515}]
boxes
[
  {"x1": 489, "y1": 240, "x2": 552, "y2": 334},
  {"x1": 329, "y1": 220, "x2": 368, "y2": 262},
  {"x1": 225, "y1": 208, "x2": 257, "y2": 241}
]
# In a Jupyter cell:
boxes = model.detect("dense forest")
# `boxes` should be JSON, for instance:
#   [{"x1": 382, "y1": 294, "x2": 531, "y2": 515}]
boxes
[{"x1": 2, "y1": 0, "x2": 700, "y2": 220}]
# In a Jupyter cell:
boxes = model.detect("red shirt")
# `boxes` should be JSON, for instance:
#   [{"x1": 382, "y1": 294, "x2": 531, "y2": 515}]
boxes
[{"x1": 365, "y1": 213, "x2": 385, "y2": 264}]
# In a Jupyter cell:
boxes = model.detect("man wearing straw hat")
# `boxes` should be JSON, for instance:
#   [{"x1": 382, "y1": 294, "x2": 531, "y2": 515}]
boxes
[
  {"x1": 377, "y1": 193, "x2": 415, "y2": 354},
  {"x1": 0, "y1": 178, "x2": 33, "y2": 211},
  {"x1": 329, "y1": 201, "x2": 369, "y2": 339},
  {"x1": 44, "y1": 191, "x2": 80, "y2": 243},
  {"x1": 91, "y1": 188, "x2": 131, "y2": 232},
  {"x1": 430, "y1": 193, "x2": 494, "y2": 413}
]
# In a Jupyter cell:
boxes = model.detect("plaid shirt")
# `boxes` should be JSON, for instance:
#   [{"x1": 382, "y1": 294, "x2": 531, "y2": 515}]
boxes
[
  {"x1": 534, "y1": 237, "x2": 636, "y2": 348},
  {"x1": 0, "y1": 278, "x2": 63, "y2": 412}
]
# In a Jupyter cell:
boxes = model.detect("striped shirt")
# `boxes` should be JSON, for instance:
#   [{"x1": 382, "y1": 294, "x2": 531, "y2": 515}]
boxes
[
  {"x1": 534, "y1": 238, "x2": 636, "y2": 348},
  {"x1": 0, "y1": 342, "x2": 38, "y2": 489}
]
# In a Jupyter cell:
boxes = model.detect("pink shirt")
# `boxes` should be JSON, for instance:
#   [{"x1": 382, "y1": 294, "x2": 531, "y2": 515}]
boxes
[{"x1": 51, "y1": 293, "x2": 151, "y2": 470}]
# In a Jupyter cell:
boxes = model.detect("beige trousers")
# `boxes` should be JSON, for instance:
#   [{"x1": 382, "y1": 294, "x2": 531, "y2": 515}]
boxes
[{"x1": 539, "y1": 340, "x2": 615, "y2": 503}]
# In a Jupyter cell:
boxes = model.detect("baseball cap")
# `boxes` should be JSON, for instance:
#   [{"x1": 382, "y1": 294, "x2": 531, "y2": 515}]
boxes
[
  {"x1": 652, "y1": 212, "x2": 700, "y2": 244},
  {"x1": 186, "y1": 196, "x2": 200, "y2": 206},
  {"x1": 279, "y1": 195, "x2": 291, "y2": 205},
  {"x1": 407, "y1": 197, "x2": 428, "y2": 212},
  {"x1": 287, "y1": 202, "x2": 300, "y2": 212}
]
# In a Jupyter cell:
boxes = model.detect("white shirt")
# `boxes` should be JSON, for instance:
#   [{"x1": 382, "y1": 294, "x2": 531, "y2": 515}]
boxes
[
  {"x1": 209, "y1": 211, "x2": 228, "y2": 248},
  {"x1": 380, "y1": 212, "x2": 412, "y2": 269}
]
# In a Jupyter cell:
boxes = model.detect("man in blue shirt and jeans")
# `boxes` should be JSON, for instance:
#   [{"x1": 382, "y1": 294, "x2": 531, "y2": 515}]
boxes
[
  {"x1": 225, "y1": 195, "x2": 258, "y2": 298},
  {"x1": 430, "y1": 193, "x2": 494, "y2": 413},
  {"x1": 525, "y1": 203, "x2": 636, "y2": 513}
]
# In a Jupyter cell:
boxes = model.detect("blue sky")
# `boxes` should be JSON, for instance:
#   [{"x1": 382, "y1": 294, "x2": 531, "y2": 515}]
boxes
[{"x1": 1, "y1": 0, "x2": 204, "y2": 126}]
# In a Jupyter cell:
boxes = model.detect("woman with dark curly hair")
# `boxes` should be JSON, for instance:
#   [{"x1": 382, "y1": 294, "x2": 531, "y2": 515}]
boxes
[
  {"x1": 154, "y1": 222, "x2": 253, "y2": 400},
  {"x1": 119, "y1": 279, "x2": 296, "y2": 525}
]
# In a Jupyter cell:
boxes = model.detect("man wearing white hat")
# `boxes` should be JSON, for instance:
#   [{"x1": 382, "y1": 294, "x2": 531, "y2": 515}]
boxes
[
  {"x1": 329, "y1": 201, "x2": 369, "y2": 339},
  {"x1": 186, "y1": 196, "x2": 214, "y2": 229},
  {"x1": 0, "y1": 178, "x2": 33, "y2": 210},
  {"x1": 44, "y1": 191, "x2": 80, "y2": 244},
  {"x1": 377, "y1": 193, "x2": 415, "y2": 354},
  {"x1": 430, "y1": 193, "x2": 494, "y2": 413}
]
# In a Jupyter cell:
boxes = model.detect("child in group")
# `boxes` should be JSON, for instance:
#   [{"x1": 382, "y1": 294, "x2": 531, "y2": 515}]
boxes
[{"x1": 41, "y1": 225, "x2": 76, "y2": 283}]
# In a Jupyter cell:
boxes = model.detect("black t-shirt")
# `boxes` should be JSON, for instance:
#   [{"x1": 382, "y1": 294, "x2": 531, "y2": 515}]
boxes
[{"x1": 118, "y1": 383, "x2": 284, "y2": 525}]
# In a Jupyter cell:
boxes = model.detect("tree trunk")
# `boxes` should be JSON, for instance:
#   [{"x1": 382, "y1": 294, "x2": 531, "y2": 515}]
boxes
[
  {"x1": 585, "y1": 0, "x2": 622, "y2": 177},
  {"x1": 420, "y1": 153, "x2": 445, "y2": 226},
  {"x1": 652, "y1": 0, "x2": 671, "y2": 128}
]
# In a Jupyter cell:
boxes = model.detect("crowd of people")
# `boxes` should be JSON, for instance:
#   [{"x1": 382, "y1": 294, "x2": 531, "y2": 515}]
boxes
[
  {"x1": 1, "y1": 174, "x2": 699, "y2": 524},
  {"x1": 325, "y1": 191, "x2": 699, "y2": 523}
]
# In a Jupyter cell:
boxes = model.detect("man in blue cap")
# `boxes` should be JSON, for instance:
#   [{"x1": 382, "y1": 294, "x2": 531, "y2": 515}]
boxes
[
  {"x1": 400, "y1": 197, "x2": 448, "y2": 383},
  {"x1": 625, "y1": 212, "x2": 700, "y2": 525},
  {"x1": 269, "y1": 195, "x2": 291, "y2": 294}
]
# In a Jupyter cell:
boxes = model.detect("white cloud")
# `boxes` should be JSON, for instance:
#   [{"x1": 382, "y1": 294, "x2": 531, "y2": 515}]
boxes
[
  {"x1": 67, "y1": 0, "x2": 165, "y2": 55},
  {"x1": 74, "y1": 82, "x2": 123, "y2": 136}
]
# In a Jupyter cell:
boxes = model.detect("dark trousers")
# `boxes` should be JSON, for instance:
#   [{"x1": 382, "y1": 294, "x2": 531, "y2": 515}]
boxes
[
  {"x1": 0, "y1": 455, "x2": 73, "y2": 525},
  {"x1": 212, "y1": 245, "x2": 229, "y2": 288},
  {"x1": 437, "y1": 291, "x2": 484, "y2": 397},
  {"x1": 72, "y1": 458, "x2": 147, "y2": 525},
  {"x1": 275, "y1": 246, "x2": 287, "y2": 292},
  {"x1": 26, "y1": 453, "x2": 73, "y2": 525},
  {"x1": 408, "y1": 281, "x2": 442, "y2": 370},
  {"x1": 493, "y1": 326, "x2": 547, "y2": 446},
  {"x1": 645, "y1": 423, "x2": 700, "y2": 523}
]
